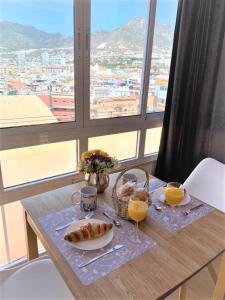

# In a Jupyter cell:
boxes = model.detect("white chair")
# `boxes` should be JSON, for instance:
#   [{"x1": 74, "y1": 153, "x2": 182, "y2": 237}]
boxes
[
  {"x1": 183, "y1": 157, "x2": 225, "y2": 287},
  {"x1": 0, "y1": 257, "x2": 74, "y2": 299},
  {"x1": 183, "y1": 157, "x2": 225, "y2": 213}
]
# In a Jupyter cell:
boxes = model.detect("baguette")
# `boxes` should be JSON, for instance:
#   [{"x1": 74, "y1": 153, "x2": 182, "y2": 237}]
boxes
[{"x1": 64, "y1": 222, "x2": 113, "y2": 242}]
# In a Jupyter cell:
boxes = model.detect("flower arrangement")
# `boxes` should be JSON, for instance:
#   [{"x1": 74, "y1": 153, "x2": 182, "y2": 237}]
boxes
[{"x1": 79, "y1": 149, "x2": 119, "y2": 174}]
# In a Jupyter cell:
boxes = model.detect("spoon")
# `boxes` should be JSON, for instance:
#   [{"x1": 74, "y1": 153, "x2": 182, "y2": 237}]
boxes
[{"x1": 153, "y1": 203, "x2": 162, "y2": 211}]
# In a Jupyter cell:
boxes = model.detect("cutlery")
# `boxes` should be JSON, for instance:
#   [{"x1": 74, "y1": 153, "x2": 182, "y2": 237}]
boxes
[
  {"x1": 183, "y1": 204, "x2": 203, "y2": 216},
  {"x1": 153, "y1": 203, "x2": 162, "y2": 211},
  {"x1": 78, "y1": 244, "x2": 124, "y2": 268},
  {"x1": 55, "y1": 211, "x2": 94, "y2": 231},
  {"x1": 102, "y1": 212, "x2": 121, "y2": 227},
  {"x1": 79, "y1": 211, "x2": 94, "y2": 220}
]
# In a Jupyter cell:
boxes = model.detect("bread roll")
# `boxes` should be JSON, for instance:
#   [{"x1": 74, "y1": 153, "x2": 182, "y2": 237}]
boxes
[
  {"x1": 64, "y1": 222, "x2": 113, "y2": 242},
  {"x1": 133, "y1": 188, "x2": 149, "y2": 202},
  {"x1": 118, "y1": 182, "x2": 135, "y2": 197}
]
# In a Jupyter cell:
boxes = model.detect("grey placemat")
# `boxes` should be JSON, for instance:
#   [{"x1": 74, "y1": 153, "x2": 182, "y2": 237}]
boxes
[
  {"x1": 38, "y1": 202, "x2": 156, "y2": 286},
  {"x1": 141, "y1": 177, "x2": 214, "y2": 231},
  {"x1": 149, "y1": 189, "x2": 214, "y2": 231},
  {"x1": 148, "y1": 177, "x2": 166, "y2": 191}
]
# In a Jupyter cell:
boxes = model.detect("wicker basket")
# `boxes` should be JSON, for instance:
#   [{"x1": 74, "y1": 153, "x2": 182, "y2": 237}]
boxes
[{"x1": 112, "y1": 167, "x2": 151, "y2": 220}]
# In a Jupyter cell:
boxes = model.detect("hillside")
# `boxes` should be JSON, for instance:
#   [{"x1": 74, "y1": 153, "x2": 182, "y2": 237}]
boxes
[
  {"x1": 92, "y1": 17, "x2": 174, "y2": 51},
  {"x1": 0, "y1": 21, "x2": 72, "y2": 50},
  {"x1": 0, "y1": 18, "x2": 174, "y2": 51}
]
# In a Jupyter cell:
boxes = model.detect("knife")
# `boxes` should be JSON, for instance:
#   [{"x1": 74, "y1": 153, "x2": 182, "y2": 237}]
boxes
[
  {"x1": 78, "y1": 244, "x2": 124, "y2": 268},
  {"x1": 55, "y1": 220, "x2": 75, "y2": 231}
]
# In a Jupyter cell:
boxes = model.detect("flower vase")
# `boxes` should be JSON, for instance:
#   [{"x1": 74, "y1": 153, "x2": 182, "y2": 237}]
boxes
[{"x1": 85, "y1": 172, "x2": 109, "y2": 193}]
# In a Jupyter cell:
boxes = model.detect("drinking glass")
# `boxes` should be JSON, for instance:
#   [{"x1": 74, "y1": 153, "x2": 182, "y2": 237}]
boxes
[
  {"x1": 164, "y1": 182, "x2": 184, "y2": 224},
  {"x1": 165, "y1": 182, "x2": 184, "y2": 206},
  {"x1": 128, "y1": 197, "x2": 148, "y2": 243},
  {"x1": 122, "y1": 173, "x2": 138, "y2": 184}
]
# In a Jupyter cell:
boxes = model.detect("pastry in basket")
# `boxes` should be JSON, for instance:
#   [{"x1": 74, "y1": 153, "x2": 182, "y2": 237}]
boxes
[
  {"x1": 133, "y1": 188, "x2": 149, "y2": 202},
  {"x1": 64, "y1": 222, "x2": 113, "y2": 242},
  {"x1": 118, "y1": 181, "x2": 136, "y2": 197}
]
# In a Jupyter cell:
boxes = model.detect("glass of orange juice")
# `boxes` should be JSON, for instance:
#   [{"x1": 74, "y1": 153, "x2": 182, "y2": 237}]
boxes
[
  {"x1": 128, "y1": 197, "x2": 148, "y2": 243},
  {"x1": 164, "y1": 182, "x2": 184, "y2": 225},
  {"x1": 164, "y1": 182, "x2": 184, "y2": 206}
]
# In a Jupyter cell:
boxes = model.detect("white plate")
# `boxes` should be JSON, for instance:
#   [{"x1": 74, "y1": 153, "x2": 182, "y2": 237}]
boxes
[
  {"x1": 151, "y1": 187, "x2": 191, "y2": 206},
  {"x1": 64, "y1": 218, "x2": 113, "y2": 250}
]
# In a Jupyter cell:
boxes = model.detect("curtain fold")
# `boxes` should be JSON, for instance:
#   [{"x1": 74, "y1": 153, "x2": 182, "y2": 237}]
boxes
[{"x1": 155, "y1": 0, "x2": 225, "y2": 182}]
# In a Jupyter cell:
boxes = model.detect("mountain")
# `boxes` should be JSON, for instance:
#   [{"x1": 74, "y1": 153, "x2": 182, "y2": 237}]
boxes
[
  {"x1": 0, "y1": 18, "x2": 174, "y2": 51},
  {"x1": 92, "y1": 17, "x2": 174, "y2": 51},
  {"x1": 91, "y1": 17, "x2": 146, "y2": 51},
  {"x1": 0, "y1": 21, "x2": 73, "y2": 51}
]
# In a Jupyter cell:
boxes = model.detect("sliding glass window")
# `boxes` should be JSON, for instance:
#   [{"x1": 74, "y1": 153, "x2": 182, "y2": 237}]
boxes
[
  {"x1": 0, "y1": 0, "x2": 178, "y2": 202},
  {"x1": 0, "y1": 0, "x2": 75, "y2": 128},
  {"x1": 146, "y1": 0, "x2": 178, "y2": 113},
  {"x1": 90, "y1": 0, "x2": 149, "y2": 119}
]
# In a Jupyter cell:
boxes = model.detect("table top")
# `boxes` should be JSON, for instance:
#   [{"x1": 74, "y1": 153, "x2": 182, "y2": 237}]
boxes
[{"x1": 21, "y1": 171, "x2": 225, "y2": 300}]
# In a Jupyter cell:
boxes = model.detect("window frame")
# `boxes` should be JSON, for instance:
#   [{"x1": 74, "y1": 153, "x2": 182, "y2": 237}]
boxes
[{"x1": 0, "y1": 0, "x2": 166, "y2": 205}]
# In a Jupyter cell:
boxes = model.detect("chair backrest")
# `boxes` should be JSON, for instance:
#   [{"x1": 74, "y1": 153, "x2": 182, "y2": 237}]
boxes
[
  {"x1": 0, "y1": 258, "x2": 73, "y2": 300},
  {"x1": 0, "y1": 256, "x2": 49, "y2": 285},
  {"x1": 183, "y1": 158, "x2": 225, "y2": 212}
]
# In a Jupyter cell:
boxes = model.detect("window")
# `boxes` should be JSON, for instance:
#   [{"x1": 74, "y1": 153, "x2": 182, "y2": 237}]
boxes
[
  {"x1": 0, "y1": 141, "x2": 77, "y2": 188},
  {"x1": 0, "y1": 209, "x2": 6, "y2": 264},
  {"x1": 144, "y1": 127, "x2": 162, "y2": 155},
  {"x1": 0, "y1": 0, "x2": 75, "y2": 127},
  {"x1": 0, "y1": 0, "x2": 178, "y2": 191},
  {"x1": 0, "y1": 0, "x2": 178, "y2": 266},
  {"x1": 90, "y1": 0, "x2": 149, "y2": 119},
  {"x1": 89, "y1": 131, "x2": 138, "y2": 161},
  {"x1": 0, "y1": 202, "x2": 43, "y2": 266},
  {"x1": 146, "y1": 0, "x2": 178, "y2": 113}
]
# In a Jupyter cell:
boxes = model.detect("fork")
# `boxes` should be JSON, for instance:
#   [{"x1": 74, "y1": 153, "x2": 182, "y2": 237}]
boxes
[
  {"x1": 55, "y1": 211, "x2": 94, "y2": 231},
  {"x1": 183, "y1": 204, "x2": 203, "y2": 216}
]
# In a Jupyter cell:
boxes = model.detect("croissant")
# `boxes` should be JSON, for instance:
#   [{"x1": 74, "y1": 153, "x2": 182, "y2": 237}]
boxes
[{"x1": 64, "y1": 222, "x2": 113, "y2": 242}]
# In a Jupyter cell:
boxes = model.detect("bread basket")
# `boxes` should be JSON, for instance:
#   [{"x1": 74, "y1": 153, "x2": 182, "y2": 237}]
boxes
[{"x1": 112, "y1": 167, "x2": 151, "y2": 219}]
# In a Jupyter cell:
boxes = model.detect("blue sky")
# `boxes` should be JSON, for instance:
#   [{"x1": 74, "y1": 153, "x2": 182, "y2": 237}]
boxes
[{"x1": 0, "y1": 0, "x2": 178, "y2": 36}]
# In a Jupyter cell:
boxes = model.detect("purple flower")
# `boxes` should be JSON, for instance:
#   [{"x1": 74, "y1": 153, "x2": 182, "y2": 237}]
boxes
[{"x1": 87, "y1": 154, "x2": 111, "y2": 163}]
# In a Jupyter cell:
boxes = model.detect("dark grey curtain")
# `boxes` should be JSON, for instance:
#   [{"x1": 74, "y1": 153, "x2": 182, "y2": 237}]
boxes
[{"x1": 155, "y1": 0, "x2": 225, "y2": 183}]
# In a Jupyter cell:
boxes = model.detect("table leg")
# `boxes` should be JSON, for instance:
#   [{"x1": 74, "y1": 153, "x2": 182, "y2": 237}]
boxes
[
  {"x1": 179, "y1": 284, "x2": 187, "y2": 300},
  {"x1": 208, "y1": 262, "x2": 217, "y2": 284},
  {"x1": 212, "y1": 252, "x2": 225, "y2": 300},
  {"x1": 23, "y1": 209, "x2": 38, "y2": 260}
]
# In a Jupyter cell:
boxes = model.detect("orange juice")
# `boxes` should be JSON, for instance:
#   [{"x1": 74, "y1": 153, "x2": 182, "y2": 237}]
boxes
[
  {"x1": 164, "y1": 187, "x2": 184, "y2": 206},
  {"x1": 128, "y1": 199, "x2": 148, "y2": 222}
]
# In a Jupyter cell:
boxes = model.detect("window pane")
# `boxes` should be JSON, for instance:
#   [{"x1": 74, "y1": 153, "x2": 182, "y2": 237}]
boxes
[
  {"x1": 0, "y1": 208, "x2": 7, "y2": 265},
  {"x1": 144, "y1": 127, "x2": 162, "y2": 155},
  {"x1": 0, "y1": 202, "x2": 44, "y2": 266},
  {"x1": 89, "y1": 131, "x2": 138, "y2": 161},
  {"x1": 90, "y1": 0, "x2": 148, "y2": 119},
  {"x1": 0, "y1": 141, "x2": 77, "y2": 188},
  {"x1": 0, "y1": 0, "x2": 75, "y2": 128},
  {"x1": 147, "y1": 0, "x2": 178, "y2": 113}
]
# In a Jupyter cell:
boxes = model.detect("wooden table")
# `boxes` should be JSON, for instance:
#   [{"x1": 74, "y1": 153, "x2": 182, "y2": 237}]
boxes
[{"x1": 21, "y1": 171, "x2": 225, "y2": 300}]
